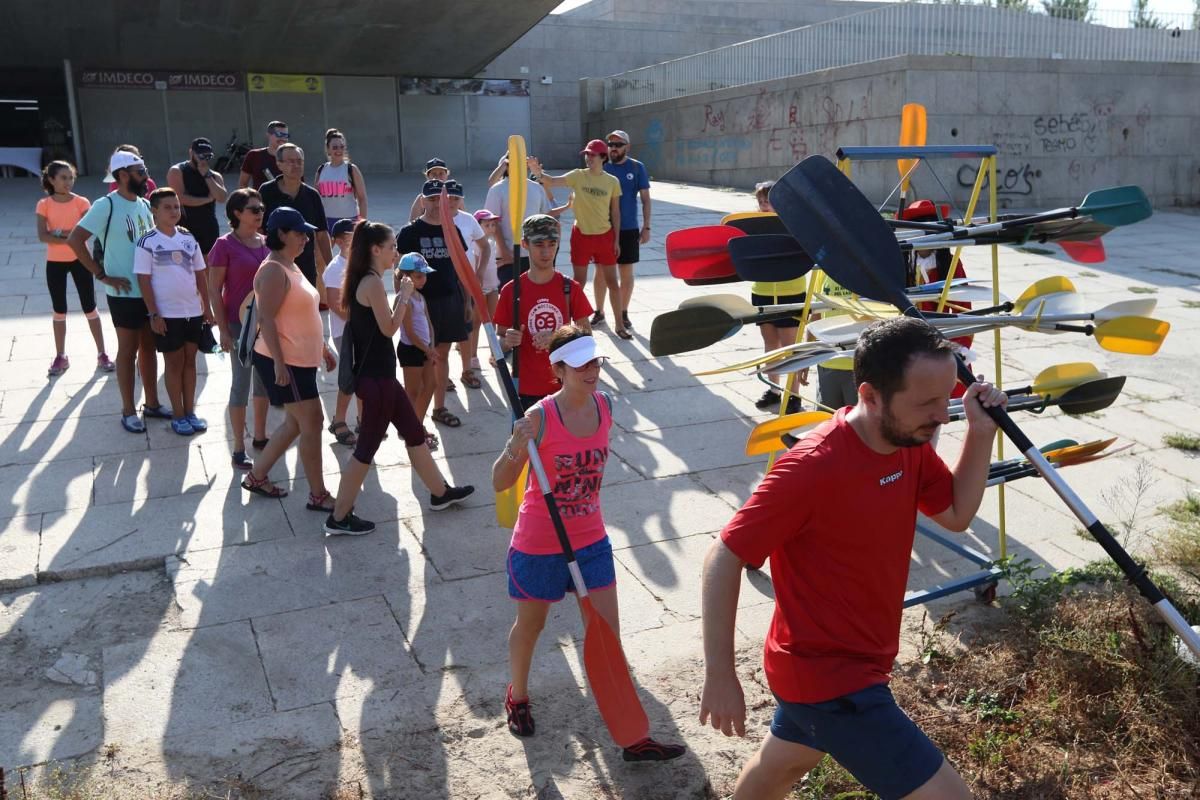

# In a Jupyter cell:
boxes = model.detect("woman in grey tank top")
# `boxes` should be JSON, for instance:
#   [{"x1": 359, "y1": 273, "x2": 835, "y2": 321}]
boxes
[{"x1": 315, "y1": 128, "x2": 367, "y2": 231}]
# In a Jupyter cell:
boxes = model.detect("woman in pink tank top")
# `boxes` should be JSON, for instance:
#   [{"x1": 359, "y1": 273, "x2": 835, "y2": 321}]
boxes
[
  {"x1": 242, "y1": 207, "x2": 339, "y2": 514},
  {"x1": 491, "y1": 324, "x2": 685, "y2": 762}
]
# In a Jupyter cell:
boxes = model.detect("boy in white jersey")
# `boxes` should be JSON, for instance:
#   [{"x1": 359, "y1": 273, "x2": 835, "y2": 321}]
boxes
[{"x1": 134, "y1": 188, "x2": 214, "y2": 436}]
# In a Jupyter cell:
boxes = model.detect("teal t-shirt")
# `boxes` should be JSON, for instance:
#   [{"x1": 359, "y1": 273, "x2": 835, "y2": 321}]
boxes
[{"x1": 77, "y1": 191, "x2": 154, "y2": 298}]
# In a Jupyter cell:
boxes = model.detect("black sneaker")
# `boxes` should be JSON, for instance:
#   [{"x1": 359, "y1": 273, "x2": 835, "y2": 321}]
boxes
[
  {"x1": 785, "y1": 396, "x2": 804, "y2": 413},
  {"x1": 505, "y1": 684, "x2": 535, "y2": 737},
  {"x1": 429, "y1": 484, "x2": 475, "y2": 511},
  {"x1": 622, "y1": 737, "x2": 686, "y2": 762},
  {"x1": 324, "y1": 512, "x2": 376, "y2": 536},
  {"x1": 754, "y1": 389, "x2": 781, "y2": 410}
]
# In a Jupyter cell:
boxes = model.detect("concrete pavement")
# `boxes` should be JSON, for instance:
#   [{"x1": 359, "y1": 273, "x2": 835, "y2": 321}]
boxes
[{"x1": 1, "y1": 170, "x2": 1198, "y2": 798}]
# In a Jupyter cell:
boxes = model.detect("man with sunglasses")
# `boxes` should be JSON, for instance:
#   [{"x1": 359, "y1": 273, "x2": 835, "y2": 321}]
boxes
[
  {"x1": 598, "y1": 130, "x2": 650, "y2": 332},
  {"x1": 239, "y1": 121, "x2": 289, "y2": 190},
  {"x1": 167, "y1": 137, "x2": 227, "y2": 255},
  {"x1": 69, "y1": 150, "x2": 167, "y2": 433}
]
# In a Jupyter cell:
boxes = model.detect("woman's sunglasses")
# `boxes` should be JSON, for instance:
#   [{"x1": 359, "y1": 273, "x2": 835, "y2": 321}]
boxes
[{"x1": 244, "y1": 205, "x2": 265, "y2": 214}]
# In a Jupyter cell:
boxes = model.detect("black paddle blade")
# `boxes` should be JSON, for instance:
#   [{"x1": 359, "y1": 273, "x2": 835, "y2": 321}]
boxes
[
  {"x1": 728, "y1": 235, "x2": 815, "y2": 283},
  {"x1": 650, "y1": 306, "x2": 738, "y2": 357},
  {"x1": 769, "y1": 156, "x2": 911, "y2": 309},
  {"x1": 725, "y1": 215, "x2": 788, "y2": 236},
  {"x1": 1055, "y1": 375, "x2": 1126, "y2": 415},
  {"x1": 684, "y1": 274, "x2": 743, "y2": 287}
]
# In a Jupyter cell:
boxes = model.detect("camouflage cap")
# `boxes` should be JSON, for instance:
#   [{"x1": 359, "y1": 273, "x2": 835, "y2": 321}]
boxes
[{"x1": 522, "y1": 214, "x2": 560, "y2": 242}]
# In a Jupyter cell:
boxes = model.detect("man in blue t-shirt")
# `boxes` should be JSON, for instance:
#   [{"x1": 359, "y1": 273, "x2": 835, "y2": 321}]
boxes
[
  {"x1": 598, "y1": 130, "x2": 651, "y2": 331},
  {"x1": 68, "y1": 150, "x2": 169, "y2": 433}
]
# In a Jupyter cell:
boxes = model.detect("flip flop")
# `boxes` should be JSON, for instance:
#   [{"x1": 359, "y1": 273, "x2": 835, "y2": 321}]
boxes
[{"x1": 142, "y1": 403, "x2": 173, "y2": 419}]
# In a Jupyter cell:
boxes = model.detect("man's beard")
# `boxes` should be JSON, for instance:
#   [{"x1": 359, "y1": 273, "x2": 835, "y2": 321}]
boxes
[
  {"x1": 129, "y1": 177, "x2": 149, "y2": 197},
  {"x1": 880, "y1": 401, "x2": 938, "y2": 448}
]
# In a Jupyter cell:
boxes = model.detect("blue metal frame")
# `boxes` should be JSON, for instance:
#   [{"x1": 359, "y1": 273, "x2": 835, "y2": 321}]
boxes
[
  {"x1": 904, "y1": 522, "x2": 1002, "y2": 607},
  {"x1": 836, "y1": 145, "x2": 999, "y2": 161}
]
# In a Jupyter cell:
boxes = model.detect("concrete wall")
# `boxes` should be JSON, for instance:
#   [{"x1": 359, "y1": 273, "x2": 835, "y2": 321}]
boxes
[{"x1": 584, "y1": 55, "x2": 1200, "y2": 209}]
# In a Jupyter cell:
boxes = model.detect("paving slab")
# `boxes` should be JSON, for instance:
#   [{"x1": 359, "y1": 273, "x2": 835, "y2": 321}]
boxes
[{"x1": 0, "y1": 512, "x2": 41, "y2": 589}]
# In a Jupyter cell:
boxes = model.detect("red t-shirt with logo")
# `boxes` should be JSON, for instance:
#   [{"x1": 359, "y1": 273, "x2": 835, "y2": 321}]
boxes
[
  {"x1": 494, "y1": 271, "x2": 593, "y2": 397},
  {"x1": 720, "y1": 408, "x2": 954, "y2": 704}
]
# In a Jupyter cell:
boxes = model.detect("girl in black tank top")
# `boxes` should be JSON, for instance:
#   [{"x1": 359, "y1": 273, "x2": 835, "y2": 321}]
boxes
[{"x1": 323, "y1": 221, "x2": 474, "y2": 536}]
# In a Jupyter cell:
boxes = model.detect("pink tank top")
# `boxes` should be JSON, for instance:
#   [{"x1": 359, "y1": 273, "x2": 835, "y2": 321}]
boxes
[
  {"x1": 511, "y1": 392, "x2": 612, "y2": 555},
  {"x1": 254, "y1": 267, "x2": 323, "y2": 368}
]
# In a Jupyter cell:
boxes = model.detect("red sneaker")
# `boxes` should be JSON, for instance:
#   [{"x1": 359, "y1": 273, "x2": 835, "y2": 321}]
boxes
[{"x1": 505, "y1": 684, "x2": 535, "y2": 737}]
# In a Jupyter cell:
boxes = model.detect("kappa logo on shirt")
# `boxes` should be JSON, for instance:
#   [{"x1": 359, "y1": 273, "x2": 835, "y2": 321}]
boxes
[{"x1": 879, "y1": 470, "x2": 903, "y2": 487}]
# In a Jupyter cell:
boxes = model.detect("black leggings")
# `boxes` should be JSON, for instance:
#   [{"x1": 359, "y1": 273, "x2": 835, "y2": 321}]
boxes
[
  {"x1": 47, "y1": 259, "x2": 96, "y2": 315},
  {"x1": 353, "y1": 374, "x2": 427, "y2": 464}
]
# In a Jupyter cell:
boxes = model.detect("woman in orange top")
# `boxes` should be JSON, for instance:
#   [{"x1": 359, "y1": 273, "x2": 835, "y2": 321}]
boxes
[
  {"x1": 242, "y1": 206, "x2": 338, "y2": 512},
  {"x1": 35, "y1": 161, "x2": 113, "y2": 377}
]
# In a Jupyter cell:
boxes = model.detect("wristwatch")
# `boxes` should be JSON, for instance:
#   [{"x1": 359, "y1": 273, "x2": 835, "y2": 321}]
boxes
[{"x1": 148, "y1": 312, "x2": 160, "y2": 319}]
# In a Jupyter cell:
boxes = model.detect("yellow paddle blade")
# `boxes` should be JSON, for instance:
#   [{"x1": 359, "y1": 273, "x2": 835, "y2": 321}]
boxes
[
  {"x1": 507, "y1": 135, "x2": 528, "y2": 244},
  {"x1": 495, "y1": 463, "x2": 528, "y2": 529},
  {"x1": 897, "y1": 103, "x2": 927, "y2": 193},
  {"x1": 746, "y1": 411, "x2": 833, "y2": 456},
  {"x1": 693, "y1": 343, "x2": 824, "y2": 376},
  {"x1": 1093, "y1": 316, "x2": 1170, "y2": 355},
  {"x1": 721, "y1": 211, "x2": 776, "y2": 224},
  {"x1": 1046, "y1": 437, "x2": 1118, "y2": 463},
  {"x1": 1029, "y1": 362, "x2": 1104, "y2": 400},
  {"x1": 1013, "y1": 276, "x2": 1076, "y2": 314},
  {"x1": 815, "y1": 293, "x2": 899, "y2": 317}
]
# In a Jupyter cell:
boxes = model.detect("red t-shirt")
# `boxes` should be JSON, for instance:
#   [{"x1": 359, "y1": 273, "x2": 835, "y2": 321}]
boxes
[
  {"x1": 494, "y1": 272, "x2": 593, "y2": 397},
  {"x1": 720, "y1": 408, "x2": 954, "y2": 704},
  {"x1": 240, "y1": 148, "x2": 278, "y2": 189}
]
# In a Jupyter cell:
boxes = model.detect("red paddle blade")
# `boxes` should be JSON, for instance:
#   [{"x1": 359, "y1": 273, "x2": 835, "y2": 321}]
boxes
[
  {"x1": 439, "y1": 188, "x2": 491, "y2": 318},
  {"x1": 1059, "y1": 238, "x2": 1106, "y2": 264},
  {"x1": 581, "y1": 598, "x2": 650, "y2": 748},
  {"x1": 665, "y1": 225, "x2": 745, "y2": 281}
]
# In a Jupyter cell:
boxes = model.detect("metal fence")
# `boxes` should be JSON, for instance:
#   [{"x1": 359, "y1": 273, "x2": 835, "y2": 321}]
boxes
[{"x1": 603, "y1": 3, "x2": 1200, "y2": 108}]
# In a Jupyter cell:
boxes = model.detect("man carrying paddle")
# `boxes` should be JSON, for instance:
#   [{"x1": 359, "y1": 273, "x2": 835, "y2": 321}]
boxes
[
  {"x1": 494, "y1": 215, "x2": 593, "y2": 410},
  {"x1": 700, "y1": 317, "x2": 1007, "y2": 800}
]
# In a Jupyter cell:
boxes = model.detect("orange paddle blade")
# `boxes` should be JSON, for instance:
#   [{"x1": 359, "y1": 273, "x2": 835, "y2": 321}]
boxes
[
  {"x1": 581, "y1": 598, "x2": 650, "y2": 747},
  {"x1": 898, "y1": 103, "x2": 927, "y2": 193}
]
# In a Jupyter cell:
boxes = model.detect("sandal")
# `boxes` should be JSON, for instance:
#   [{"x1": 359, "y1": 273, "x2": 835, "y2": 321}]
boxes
[
  {"x1": 446, "y1": 379, "x2": 457, "y2": 393},
  {"x1": 142, "y1": 403, "x2": 173, "y2": 419},
  {"x1": 328, "y1": 420, "x2": 357, "y2": 447},
  {"x1": 306, "y1": 490, "x2": 335, "y2": 512},
  {"x1": 431, "y1": 407, "x2": 462, "y2": 428},
  {"x1": 424, "y1": 430, "x2": 440, "y2": 452},
  {"x1": 251, "y1": 437, "x2": 269, "y2": 451},
  {"x1": 460, "y1": 369, "x2": 482, "y2": 390},
  {"x1": 242, "y1": 472, "x2": 288, "y2": 499},
  {"x1": 616, "y1": 328, "x2": 634, "y2": 341}
]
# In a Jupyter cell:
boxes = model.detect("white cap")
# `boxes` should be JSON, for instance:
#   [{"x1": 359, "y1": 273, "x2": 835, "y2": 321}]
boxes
[
  {"x1": 102, "y1": 151, "x2": 145, "y2": 183},
  {"x1": 607, "y1": 129, "x2": 630, "y2": 144},
  {"x1": 548, "y1": 335, "x2": 604, "y2": 367}
]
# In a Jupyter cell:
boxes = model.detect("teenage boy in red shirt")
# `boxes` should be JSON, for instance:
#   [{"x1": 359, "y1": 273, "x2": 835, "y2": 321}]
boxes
[
  {"x1": 700, "y1": 317, "x2": 1007, "y2": 800},
  {"x1": 494, "y1": 215, "x2": 593, "y2": 411}
]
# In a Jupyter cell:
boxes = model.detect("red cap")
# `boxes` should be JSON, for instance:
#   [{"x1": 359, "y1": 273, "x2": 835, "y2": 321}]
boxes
[
  {"x1": 899, "y1": 199, "x2": 951, "y2": 221},
  {"x1": 581, "y1": 139, "x2": 609, "y2": 157}
]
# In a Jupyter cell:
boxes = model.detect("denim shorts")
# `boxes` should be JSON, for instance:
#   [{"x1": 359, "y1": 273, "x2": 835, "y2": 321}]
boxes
[
  {"x1": 507, "y1": 536, "x2": 615, "y2": 602},
  {"x1": 771, "y1": 683, "x2": 944, "y2": 800}
]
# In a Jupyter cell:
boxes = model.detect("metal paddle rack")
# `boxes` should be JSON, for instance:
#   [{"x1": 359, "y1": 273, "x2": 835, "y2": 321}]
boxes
[{"x1": 835, "y1": 145, "x2": 1009, "y2": 607}]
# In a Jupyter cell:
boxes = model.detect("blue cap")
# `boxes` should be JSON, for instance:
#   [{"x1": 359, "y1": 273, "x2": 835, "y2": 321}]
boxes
[
  {"x1": 331, "y1": 218, "x2": 357, "y2": 237},
  {"x1": 425, "y1": 158, "x2": 448, "y2": 173},
  {"x1": 444, "y1": 180, "x2": 464, "y2": 198},
  {"x1": 421, "y1": 179, "x2": 446, "y2": 197},
  {"x1": 266, "y1": 206, "x2": 318, "y2": 234},
  {"x1": 398, "y1": 253, "x2": 436, "y2": 273}
]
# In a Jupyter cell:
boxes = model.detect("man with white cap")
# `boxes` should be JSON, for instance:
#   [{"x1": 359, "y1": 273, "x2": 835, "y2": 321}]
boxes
[
  {"x1": 68, "y1": 150, "x2": 168, "y2": 433},
  {"x1": 598, "y1": 130, "x2": 651, "y2": 331}
]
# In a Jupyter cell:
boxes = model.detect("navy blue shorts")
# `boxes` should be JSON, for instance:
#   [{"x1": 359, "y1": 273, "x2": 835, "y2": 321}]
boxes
[
  {"x1": 507, "y1": 536, "x2": 616, "y2": 602},
  {"x1": 771, "y1": 683, "x2": 944, "y2": 800}
]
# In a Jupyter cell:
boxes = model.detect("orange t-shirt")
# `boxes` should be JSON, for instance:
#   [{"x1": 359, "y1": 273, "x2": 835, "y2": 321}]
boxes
[{"x1": 36, "y1": 194, "x2": 91, "y2": 262}]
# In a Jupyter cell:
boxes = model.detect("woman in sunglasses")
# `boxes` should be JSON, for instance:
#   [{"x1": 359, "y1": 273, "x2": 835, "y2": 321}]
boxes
[
  {"x1": 492, "y1": 324, "x2": 685, "y2": 762},
  {"x1": 207, "y1": 188, "x2": 271, "y2": 469}
]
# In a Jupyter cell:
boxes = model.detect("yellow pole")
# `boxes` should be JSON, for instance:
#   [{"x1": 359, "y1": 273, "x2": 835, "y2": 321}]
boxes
[{"x1": 986, "y1": 154, "x2": 1007, "y2": 561}]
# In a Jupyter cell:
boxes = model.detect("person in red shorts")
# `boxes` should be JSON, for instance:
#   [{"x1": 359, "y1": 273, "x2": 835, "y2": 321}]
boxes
[
  {"x1": 528, "y1": 142, "x2": 629, "y2": 339},
  {"x1": 494, "y1": 214, "x2": 593, "y2": 411},
  {"x1": 699, "y1": 317, "x2": 1007, "y2": 800}
]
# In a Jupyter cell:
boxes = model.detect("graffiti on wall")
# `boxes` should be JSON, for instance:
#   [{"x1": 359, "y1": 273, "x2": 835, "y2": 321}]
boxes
[{"x1": 956, "y1": 162, "x2": 1042, "y2": 196}]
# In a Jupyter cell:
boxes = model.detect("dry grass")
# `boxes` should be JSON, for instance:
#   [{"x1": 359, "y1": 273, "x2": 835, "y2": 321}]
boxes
[{"x1": 790, "y1": 562, "x2": 1200, "y2": 800}]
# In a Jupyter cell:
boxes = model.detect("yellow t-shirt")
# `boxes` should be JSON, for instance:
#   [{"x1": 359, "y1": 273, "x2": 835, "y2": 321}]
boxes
[{"x1": 564, "y1": 169, "x2": 621, "y2": 235}]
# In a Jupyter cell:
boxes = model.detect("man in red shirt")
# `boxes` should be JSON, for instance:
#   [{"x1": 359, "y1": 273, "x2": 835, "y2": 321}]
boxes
[
  {"x1": 238, "y1": 121, "x2": 289, "y2": 190},
  {"x1": 494, "y1": 215, "x2": 593, "y2": 410},
  {"x1": 700, "y1": 317, "x2": 1007, "y2": 800}
]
